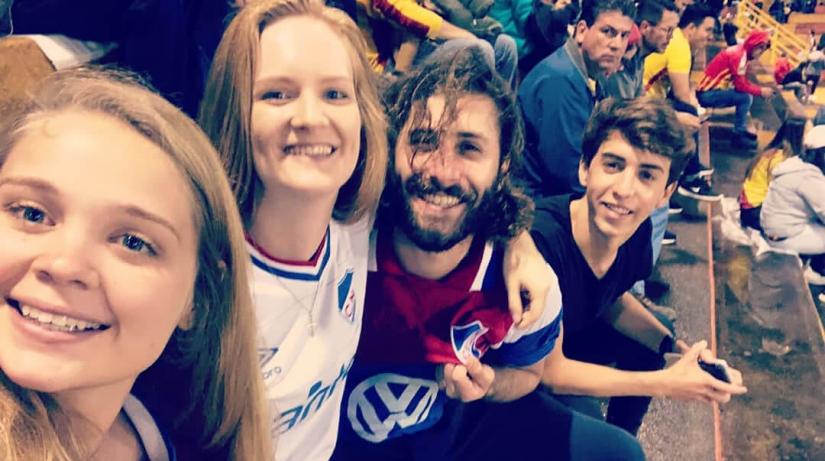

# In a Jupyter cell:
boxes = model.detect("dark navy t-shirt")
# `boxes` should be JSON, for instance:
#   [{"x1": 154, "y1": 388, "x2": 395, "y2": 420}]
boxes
[{"x1": 530, "y1": 194, "x2": 653, "y2": 336}]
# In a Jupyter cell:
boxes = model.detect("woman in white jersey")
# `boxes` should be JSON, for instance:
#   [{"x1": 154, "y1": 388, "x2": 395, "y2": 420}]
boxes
[
  {"x1": 0, "y1": 68, "x2": 271, "y2": 460},
  {"x1": 200, "y1": 1, "x2": 551, "y2": 459}
]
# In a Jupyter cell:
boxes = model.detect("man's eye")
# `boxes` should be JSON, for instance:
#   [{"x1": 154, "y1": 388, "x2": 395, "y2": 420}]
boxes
[
  {"x1": 458, "y1": 141, "x2": 480, "y2": 155},
  {"x1": 604, "y1": 162, "x2": 621, "y2": 171},
  {"x1": 640, "y1": 171, "x2": 656, "y2": 182}
]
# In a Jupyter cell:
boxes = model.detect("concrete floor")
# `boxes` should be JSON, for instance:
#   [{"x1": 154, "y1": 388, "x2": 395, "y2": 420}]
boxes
[{"x1": 638, "y1": 94, "x2": 825, "y2": 460}]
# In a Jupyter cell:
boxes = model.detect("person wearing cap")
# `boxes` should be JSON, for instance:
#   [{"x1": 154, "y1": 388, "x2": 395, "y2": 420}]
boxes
[
  {"x1": 760, "y1": 125, "x2": 825, "y2": 283},
  {"x1": 696, "y1": 30, "x2": 775, "y2": 146}
]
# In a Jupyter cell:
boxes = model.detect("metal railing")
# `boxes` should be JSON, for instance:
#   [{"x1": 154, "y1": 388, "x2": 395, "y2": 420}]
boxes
[{"x1": 734, "y1": 0, "x2": 808, "y2": 68}]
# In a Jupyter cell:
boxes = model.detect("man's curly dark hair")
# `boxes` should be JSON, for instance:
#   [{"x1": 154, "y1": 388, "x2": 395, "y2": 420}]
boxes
[{"x1": 380, "y1": 46, "x2": 533, "y2": 244}]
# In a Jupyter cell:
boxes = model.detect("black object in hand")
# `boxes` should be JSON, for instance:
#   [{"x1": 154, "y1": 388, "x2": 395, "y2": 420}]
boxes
[{"x1": 698, "y1": 359, "x2": 731, "y2": 383}]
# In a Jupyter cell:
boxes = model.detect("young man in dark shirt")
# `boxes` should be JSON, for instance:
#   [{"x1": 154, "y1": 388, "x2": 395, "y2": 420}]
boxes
[{"x1": 532, "y1": 97, "x2": 747, "y2": 435}]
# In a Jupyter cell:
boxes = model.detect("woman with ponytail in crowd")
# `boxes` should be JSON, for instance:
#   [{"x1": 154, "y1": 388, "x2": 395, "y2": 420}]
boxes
[{"x1": 739, "y1": 118, "x2": 806, "y2": 231}]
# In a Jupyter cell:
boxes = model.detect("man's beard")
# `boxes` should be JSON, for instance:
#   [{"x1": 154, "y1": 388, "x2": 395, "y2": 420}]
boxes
[{"x1": 385, "y1": 170, "x2": 499, "y2": 252}]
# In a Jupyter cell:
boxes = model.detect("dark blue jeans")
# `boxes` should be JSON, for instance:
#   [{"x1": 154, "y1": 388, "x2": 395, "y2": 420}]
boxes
[
  {"x1": 557, "y1": 314, "x2": 673, "y2": 436},
  {"x1": 332, "y1": 390, "x2": 645, "y2": 460},
  {"x1": 697, "y1": 89, "x2": 753, "y2": 132},
  {"x1": 668, "y1": 96, "x2": 703, "y2": 178}
]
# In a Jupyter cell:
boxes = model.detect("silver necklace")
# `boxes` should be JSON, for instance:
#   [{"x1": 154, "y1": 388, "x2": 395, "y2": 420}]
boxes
[
  {"x1": 248, "y1": 232, "x2": 325, "y2": 336},
  {"x1": 273, "y1": 275, "x2": 319, "y2": 336}
]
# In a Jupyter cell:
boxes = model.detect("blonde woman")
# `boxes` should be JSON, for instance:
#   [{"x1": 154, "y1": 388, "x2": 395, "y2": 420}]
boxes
[
  {"x1": 200, "y1": 0, "x2": 550, "y2": 459},
  {"x1": 0, "y1": 68, "x2": 271, "y2": 460}
]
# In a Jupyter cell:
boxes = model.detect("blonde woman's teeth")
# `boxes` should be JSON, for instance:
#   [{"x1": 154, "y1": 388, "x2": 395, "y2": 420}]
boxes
[
  {"x1": 284, "y1": 145, "x2": 334, "y2": 156},
  {"x1": 20, "y1": 305, "x2": 104, "y2": 332}
]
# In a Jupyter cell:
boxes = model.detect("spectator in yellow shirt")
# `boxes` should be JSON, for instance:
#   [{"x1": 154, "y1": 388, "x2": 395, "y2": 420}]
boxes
[
  {"x1": 354, "y1": 0, "x2": 517, "y2": 84},
  {"x1": 643, "y1": 4, "x2": 713, "y2": 103},
  {"x1": 739, "y1": 119, "x2": 806, "y2": 230},
  {"x1": 644, "y1": 3, "x2": 721, "y2": 202}
]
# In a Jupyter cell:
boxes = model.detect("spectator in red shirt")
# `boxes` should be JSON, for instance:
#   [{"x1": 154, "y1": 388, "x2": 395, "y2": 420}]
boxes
[{"x1": 696, "y1": 30, "x2": 775, "y2": 147}]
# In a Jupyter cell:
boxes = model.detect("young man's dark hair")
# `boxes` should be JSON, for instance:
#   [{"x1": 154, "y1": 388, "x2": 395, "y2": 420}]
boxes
[
  {"x1": 581, "y1": 97, "x2": 692, "y2": 184},
  {"x1": 381, "y1": 46, "x2": 533, "y2": 244},
  {"x1": 678, "y1": 2, "x2": 715, "y2": 28},
  {"x1": 635, "y1": 0, "x2": 679, "y2": 25},
  {"x1": 579, "y1": 0, "x2": 637, "y2": 26}
]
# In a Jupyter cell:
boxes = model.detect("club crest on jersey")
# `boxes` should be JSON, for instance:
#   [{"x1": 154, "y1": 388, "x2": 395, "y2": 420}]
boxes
[
  {"x1": 337, "y1": 270, "x2": 356, "y2": 323},
  {"x1": 450, "y1": 321, "x2": 489, "y2": 363}
]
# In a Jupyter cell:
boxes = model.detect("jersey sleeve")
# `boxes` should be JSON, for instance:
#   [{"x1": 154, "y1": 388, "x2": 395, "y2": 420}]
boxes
[
  {"x1": 731, "y1": 53, "x2": 763, "y2": 96},
  {"x1": 371, "y1": 0, "x2": 445, "y2": 39},
  {"x1": 643, "y1": 52, "x2": 667, "y2": 95},
  {"x1": 483, "y1": 264, "x2": 563, "y2": 367}
]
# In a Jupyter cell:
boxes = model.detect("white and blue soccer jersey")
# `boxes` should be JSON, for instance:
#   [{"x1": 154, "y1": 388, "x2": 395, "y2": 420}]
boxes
[
  {"x1": 122, "y1": 394, "x2": 175, "y2": 461},
  {"x1": 338, "y1": 232, "x2": 564, "y2": 444},
  {"x1": 249, "y1": 217, "x2": 370, "y2": 460}
]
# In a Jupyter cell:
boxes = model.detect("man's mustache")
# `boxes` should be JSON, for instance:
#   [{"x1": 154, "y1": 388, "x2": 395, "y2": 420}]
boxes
[{"x1": 403, "y1": 173, "x2": 477, "y2": 204}]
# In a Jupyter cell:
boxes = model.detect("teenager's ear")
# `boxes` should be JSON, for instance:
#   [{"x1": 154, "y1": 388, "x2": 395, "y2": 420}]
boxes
[
  {"x1": 657, "y1": 181, "x2": 678, "y2": 208},
  {"x1": 578, "y1": 159, "x2": 589, "y2": 189}
]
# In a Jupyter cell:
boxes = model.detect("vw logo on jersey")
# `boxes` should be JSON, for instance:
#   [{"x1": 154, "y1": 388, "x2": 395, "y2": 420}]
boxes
[
  {"x1": 347, "y1": 373, "x2": 441, "y2": 443},
  {"x1": 450, "y1": 320, "x2": 489, "y2": 363},
  {"x1": 337, "y1": 269, "x2": 356, "y2": 323}
]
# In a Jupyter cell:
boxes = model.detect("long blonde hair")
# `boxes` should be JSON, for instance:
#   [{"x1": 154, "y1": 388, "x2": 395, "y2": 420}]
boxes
[
  {"x1": 0, "y1": 68, "x2": 271, "y2": 460},
  {"x1": 199, "y1": 0, "x2": 388, "y2": 225}
]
